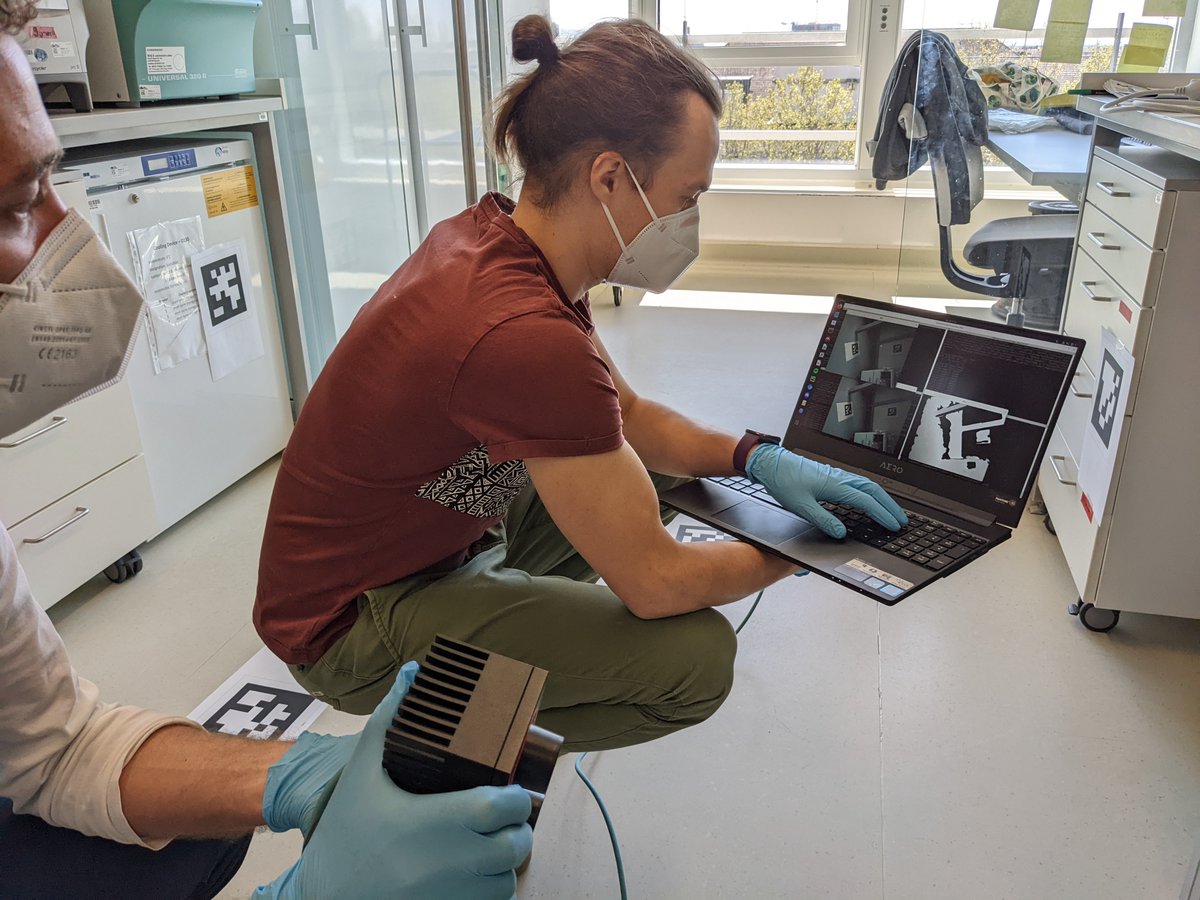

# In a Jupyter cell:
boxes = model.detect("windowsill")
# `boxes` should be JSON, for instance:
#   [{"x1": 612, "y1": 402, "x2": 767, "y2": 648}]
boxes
[{"x1": 706, "y1": 180, "x2": 1056, "y2": 201}]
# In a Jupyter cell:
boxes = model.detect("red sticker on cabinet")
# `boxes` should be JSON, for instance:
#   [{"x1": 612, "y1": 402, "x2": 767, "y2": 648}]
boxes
[
  {"x1": 1119, "y1": 301, "x2": 1132, "y2": 323},
  {"x1": 1080, "y1": 492, "x2": 1094, "y2": 522}
]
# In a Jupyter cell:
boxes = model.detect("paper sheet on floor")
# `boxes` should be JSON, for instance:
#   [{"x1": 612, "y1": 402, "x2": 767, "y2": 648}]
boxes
[
  {"x1": 189, "y1": 238, "x2": 265, "y2": 381},
  {"x1": 128, "y1": 217, "x2": 206, "y2": 373},
  {"x1": 189, "y1": 647, "x2": 329, "y2": 741},
  {"x1": 1077, "y1": 329, "x2": 1135, "y2": 524}
]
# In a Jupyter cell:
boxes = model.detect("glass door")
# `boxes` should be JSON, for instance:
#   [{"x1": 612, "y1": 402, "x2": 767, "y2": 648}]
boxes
[
  {"x1": 388, "y1": 0, "x2": 491, "y2": 235},
  {"x1": 266, "y1": 0, "x2": 416, "y2": 377},
  {"x1": 264, "y1": 0, "x2": 506, "y2": 384}
]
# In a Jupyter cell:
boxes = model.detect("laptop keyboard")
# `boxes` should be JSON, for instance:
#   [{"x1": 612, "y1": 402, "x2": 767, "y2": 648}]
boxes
[{"x1": 707, "y1": 476, "x2": 988, "y2": 571}]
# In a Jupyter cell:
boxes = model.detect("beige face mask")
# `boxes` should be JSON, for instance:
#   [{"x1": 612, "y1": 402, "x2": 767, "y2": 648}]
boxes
[
  {"x1": 601, "y1": 162, "x2": 700, "y2": 294},
  {"x1": 0, "y1": 210, "x2": 144, "y2": 439}
]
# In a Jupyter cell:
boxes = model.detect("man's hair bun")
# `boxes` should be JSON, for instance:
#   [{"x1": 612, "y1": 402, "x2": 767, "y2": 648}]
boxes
[{"x1": 511, "y1": 15, "x2": 561, "y2": 68}]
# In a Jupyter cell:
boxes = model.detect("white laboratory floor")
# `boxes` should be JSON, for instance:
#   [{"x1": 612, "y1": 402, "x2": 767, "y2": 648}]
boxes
[{"x1": 48, "y1": 292, "x2": 1200, "y2": 900}]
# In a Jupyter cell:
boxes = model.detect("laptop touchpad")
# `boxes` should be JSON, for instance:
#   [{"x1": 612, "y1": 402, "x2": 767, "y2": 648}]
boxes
[{"x1": 713, "y1": 500, "x2": 814, "y2": 545}]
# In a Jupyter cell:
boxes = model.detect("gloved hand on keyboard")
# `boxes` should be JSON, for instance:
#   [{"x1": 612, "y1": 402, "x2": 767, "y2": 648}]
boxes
[
  {"x1": 256, "y1": 662, "x2": 534, "y2": 900},
  {"x1": 746, "y1": 443, "x2": 908, "y2": 539}
]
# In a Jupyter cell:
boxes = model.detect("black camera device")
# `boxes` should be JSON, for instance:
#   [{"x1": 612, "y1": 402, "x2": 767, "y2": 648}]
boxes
[{"x1": 381, "y1": 635, "x2": 562, "y2": 825}]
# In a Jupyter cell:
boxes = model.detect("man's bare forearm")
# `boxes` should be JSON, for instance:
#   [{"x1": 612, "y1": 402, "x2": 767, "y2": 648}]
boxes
[
  {"x1": 119, "y1": 724, "x2": 291, "y2": 840},
  {"x1": 622, "y1": 396, "x2": 740, "y2": 477},
  {"x1": 627, "y1": 538, "x2": 799, "y2": 618}
]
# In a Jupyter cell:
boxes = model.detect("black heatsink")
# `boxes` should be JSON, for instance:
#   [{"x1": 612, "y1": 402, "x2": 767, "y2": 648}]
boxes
[{"x1": 381, "y1": 635, "x2": 562, "y2": 825}]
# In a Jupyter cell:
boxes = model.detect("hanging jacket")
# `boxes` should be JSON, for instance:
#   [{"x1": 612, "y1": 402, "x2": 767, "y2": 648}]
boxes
[{"x1": 867, "y1": 30, "x2": 989, "y2": 226}]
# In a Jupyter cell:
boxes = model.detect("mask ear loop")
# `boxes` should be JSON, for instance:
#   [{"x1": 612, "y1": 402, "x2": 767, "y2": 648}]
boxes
[
  {"x1": 600, "y1": 203, "x2": 630, "y2": 255},
  {"x1": 622, "y1": 161, "x2": 663, "y2": 227},
  {"x1": 600, "y1": 159, "x2": 662, "y2": 264},
  {"x1": 0, "y1": 283, "x2": 30, "y2": 298}
]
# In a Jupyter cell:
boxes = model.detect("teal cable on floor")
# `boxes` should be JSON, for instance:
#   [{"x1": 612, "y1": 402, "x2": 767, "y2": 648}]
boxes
[
  {"x1": 735, "y1": 589, "x2": 765, "y2": 635},
  {"x1": 574, "y1": 587, "x2": 768, "y2": 898},
  {"x1": 575, "y1": 752, "x2": 628, "y2": 900}
]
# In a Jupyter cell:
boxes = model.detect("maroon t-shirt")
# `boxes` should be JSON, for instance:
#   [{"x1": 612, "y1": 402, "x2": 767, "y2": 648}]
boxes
[{"x1": 255, "y1": 194, "x2": 624, "y2": 664}]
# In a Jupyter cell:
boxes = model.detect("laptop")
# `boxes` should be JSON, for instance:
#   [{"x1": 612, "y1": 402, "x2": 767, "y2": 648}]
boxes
[{"x1": 661, "y1": 295, "x2": 1085, "y2": 605}]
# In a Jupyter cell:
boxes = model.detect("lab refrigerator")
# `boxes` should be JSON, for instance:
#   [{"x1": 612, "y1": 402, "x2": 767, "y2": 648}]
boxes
[{"x1": 64, "y1": 138, "x2": 292, "y2": 536}]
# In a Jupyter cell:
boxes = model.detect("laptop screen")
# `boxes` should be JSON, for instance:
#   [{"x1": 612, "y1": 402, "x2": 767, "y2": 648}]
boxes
[{"x1": 782, "y1": 295, "x2": 1084, "y2": 527}]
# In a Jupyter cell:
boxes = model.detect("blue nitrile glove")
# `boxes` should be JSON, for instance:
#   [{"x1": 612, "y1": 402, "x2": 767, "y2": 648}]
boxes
[
  {"x1": 746, "y1": 443, "x2": 908, "y2": 539},
  {"x1": 255, "y1": 662, "x2": 534, "y2": 900},
  {"x1": 262, "y1": 731, "x2": 355, "y2": 838}
]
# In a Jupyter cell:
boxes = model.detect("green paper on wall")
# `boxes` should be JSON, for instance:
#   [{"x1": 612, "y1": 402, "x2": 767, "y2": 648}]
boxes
[
  {"x1": 1120, "y1": 23, "x2": 1174, "y2": 70},
  {"x1": 995, "y1": 0, "x2": 1040, "y2": 30},
  {"x1": 1142, "y1": 0, "x2": 1185, "y2": 15},
  {"x1": 1047, "y1": 0, "x2": 1093, "y2": 24},
  {"x1": 1042, "y1": 0, "x2": 1093, "y2": 64},
  {"x1": 1042, "y1": 21, "x2": 1089, "y2": 62}
]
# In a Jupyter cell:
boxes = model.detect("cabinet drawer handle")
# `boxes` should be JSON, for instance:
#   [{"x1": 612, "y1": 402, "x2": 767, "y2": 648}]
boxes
[
  {"x1": 0, "y1": 415, "x2": 67, "y2": 449},
  {"x1": 1087, "y1": 231, "x2": 1120, "y2": 251},
  {"x1": 1094, "y1": 181, "x2": 1130, "y2": 197},
  {"x1": 23, "y1": 507, "x2": 90, "y2": 544},
  {"x1": 1080, "y1": 281, "x2": 1113, "y2": 302},
  {"x1": 1071, "y1": 370, "x2": 1094, "y2": 399},
  {"x1": 1049, "y1": 455, "x2": 1077, "y2": 487}
]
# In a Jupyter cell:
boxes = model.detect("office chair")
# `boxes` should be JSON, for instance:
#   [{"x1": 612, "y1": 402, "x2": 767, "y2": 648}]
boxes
[
  {"x1": 950, "y1": 192, "x2": 1077, "y2": 329},
  {"x1": 870, "y1": 30, "x2": 1077, "y2": 329}
]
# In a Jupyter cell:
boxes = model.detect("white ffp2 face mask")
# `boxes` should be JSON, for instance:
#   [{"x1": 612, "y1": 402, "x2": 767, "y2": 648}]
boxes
[
  {"x1": 0, "y1": 209, "x2": 144, "y2": 439},
  {"x1": 602, "y1": 164, "x2": 700, "y2": 294}
]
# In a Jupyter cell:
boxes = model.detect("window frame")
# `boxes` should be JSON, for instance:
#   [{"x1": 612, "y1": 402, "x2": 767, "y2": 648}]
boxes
[
  {"x1": 639, "y1": 0, "x2": 871, "y2": 183},
  {"x1": 628, "y1": 0, "x2": 1200, "y2": 190}
]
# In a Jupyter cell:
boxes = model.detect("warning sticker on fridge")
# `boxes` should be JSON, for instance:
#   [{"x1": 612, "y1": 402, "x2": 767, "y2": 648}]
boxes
[
  {"x1": 146, "y1": 46, "x2": 186, "y2": 75},
  {"x1": 202, "y1": 166, "x2": 259, "y2": 218}
]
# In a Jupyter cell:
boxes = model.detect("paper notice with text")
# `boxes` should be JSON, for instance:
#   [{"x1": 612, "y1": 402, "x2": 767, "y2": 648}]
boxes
[{"x1": 128, "y1": 217, "x2": 206, "y2": 373}]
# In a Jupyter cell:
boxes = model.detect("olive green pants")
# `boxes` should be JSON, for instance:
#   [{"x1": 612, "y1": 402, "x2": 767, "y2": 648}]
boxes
[{"x1": 289, "y1": 474, "x2": 737, "y2": 752}]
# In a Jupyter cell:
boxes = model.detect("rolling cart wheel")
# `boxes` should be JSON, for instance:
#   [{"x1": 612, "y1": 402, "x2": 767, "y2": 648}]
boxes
[
  {"x1": 613, "y1": 286, "x2": 623, "y2": 307},
  {"x1": 104, "y1": 550, "x2": 144, "y2": 584},
  {"x1": 1044, "y1": 515, "x2": 1056, "y2": 536},
  {"x1": 1071, "y1": 601, "x2": 1120, "y2": 633}
]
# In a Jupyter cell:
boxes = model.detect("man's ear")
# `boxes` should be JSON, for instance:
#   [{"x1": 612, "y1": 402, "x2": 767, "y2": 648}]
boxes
[{"x1": 589, "y1": 151, "x2": 625, "y2": 203}]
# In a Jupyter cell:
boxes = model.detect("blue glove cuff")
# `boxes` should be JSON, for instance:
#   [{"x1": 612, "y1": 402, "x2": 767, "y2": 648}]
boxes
[
  {"x1": 255, "y1": 861, "x2": 300, "y2": 899},
  {"x1": 262, "y1": 731, "x2": 351, "y2": 834},
  {"x1": 744, "y1": 441, "x2": 784, "y2": 482}
]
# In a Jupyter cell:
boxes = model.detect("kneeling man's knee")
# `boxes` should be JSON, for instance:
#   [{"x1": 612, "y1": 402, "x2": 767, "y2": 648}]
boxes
[{"x1": 670, "y1": 608, "x2": 737, "y2": 725}]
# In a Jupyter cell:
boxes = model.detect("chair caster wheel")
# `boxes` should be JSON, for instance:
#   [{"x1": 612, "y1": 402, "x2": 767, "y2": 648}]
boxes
[
  {"x1": 1068, "y1": 600, "x2": 1120, "y2": 633},
  {"x1": 104, "y1": 550, "x2": 144, "y2": 584}
]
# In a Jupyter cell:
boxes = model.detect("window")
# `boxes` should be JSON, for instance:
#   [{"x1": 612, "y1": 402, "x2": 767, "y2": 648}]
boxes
[
  {"x1": 548, "y1": 0, "x2": 630, "y2": 36},
  {"x1": 715, "y1": 65, "x2": 858, "y2": 168},
  {"x1": 544, "y1": 0, "x2": 1199, "y2": 187},
  {"x1": 659, "y1": 1, "x2": 865, "y2": 176},
  {"x1": 901, "y1": 1, "x2": 1196, "y2": 174},
  {"x1": 658, "y1": 0, "x2": 855, "y2": 51},
  {"x1": 901, "y1": 1, "x2": 1192, "y2": 94}
]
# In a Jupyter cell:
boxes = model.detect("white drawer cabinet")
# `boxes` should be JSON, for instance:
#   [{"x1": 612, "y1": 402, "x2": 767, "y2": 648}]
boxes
[
  {"x1": 1086, "y1": 152, "x2": 1175, "y2": 249},
  {"x1": 11, "y1": 456, "x2": 155, "y2": 610},
  {"x1": 0, "y1": 384, "x2": 156, "y2": 609},
  {"x1": 0, "y1": 381, "x2": 143, "y2": 527},
  {"x1": 1041, "y1": 134, "x2": 1200, "y2": 626},
  {"x1": 1077, "y1": 203, "x2": 1163, "y2": 303},
  {"x1": 1062, "y1": 251, "x2": 1153, "y2": 411}
]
